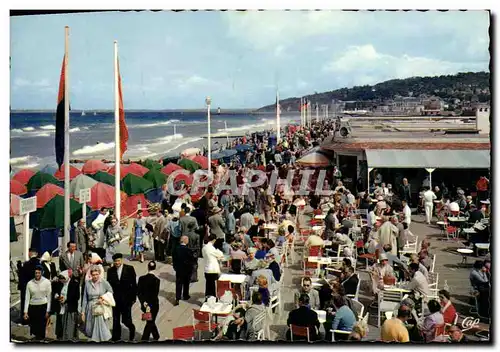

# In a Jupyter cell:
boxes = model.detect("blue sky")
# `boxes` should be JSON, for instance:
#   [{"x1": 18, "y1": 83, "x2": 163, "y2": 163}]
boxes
[{"x1": 10, "y1": 10, "x2": 490, "y2": 109}]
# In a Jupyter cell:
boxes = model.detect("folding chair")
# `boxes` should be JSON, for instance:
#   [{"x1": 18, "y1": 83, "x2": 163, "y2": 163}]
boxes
[
  {"x1": 289, "y1": 324, "x2": 311, "y2": 342},
  {"x1": 172, "y1": 325, "x2": 195, "y2": 341},
  {"x1": 428, "y1": 272, "x2": 439, "y2": 299},
  {"x1": 192, "y1": 309, "x2": 217, "y2": 340},
  {"x1": 400, "y1": 234, "x2": 418, "y2": 255},
  {"x1": 216, "y1": 280, "x2": 232, "y2": 299},
  {"x1": 377, "y1": 290, "x2": 403, "y2": 327}
]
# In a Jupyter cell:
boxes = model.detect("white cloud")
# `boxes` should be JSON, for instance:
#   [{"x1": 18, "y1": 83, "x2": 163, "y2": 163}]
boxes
[
  {"x1": 323, "y1": 44, "x2": 489, "y2": 86},
  {"x1": 13, "y1": 78, "x2": 50, "y2": 88},
  {"x1": 174, "y1": 74, "x2": 212, "y2": 90}
]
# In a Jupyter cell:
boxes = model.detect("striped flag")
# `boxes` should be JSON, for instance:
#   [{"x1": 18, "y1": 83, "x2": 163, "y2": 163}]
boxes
[
  {"x1": 117, "y1": 60, "x2": 129, "y2": 160},
  {"x1": 55, "y1": 55, "x2": 66, "y2": 169}
]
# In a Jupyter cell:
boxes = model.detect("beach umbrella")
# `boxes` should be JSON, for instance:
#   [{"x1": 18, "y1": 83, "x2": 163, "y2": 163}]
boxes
[
  {"x1": 142, "y1": 159, "x2": 162, "y2": 170},
  {"x1": 88, "y1": 182, "x2": 127, "y2": 211},
  {"x1": 27, "y1": 171, "x2": 59, "y2": 192},
  {"x1": 161, "y1": 162, "x2": 183, "y2": 176},
  {"x1": 69, "y1": 174, "x2": 99, "y2": 197},
  {"x1": 81, "y1": 159, "x2": 108, "y2": 175},
  {"x1": 12, "y1": 169, "x2": 36, "y2": 185},
  {"x1": 10, "y1": 194, "x2": 21, "y2": 217},
  {"x1": 296, "y1": 150, "x2": 331, "y2": 168},
  {"x1": 211, "y1": 151, "x2": 225, "y2": 160},
  {"x1": 178, "y1": 158, "x2": 201, "y2": 173},
  {"x1": 122, "y1": 173, "x2": 154, "y2": 196},
  {"x1": 181, "y1": 147, "x2": 200, "y2": 158},
  {"x1": 38, "y1": 195, "x2": 89, "y2": 230},
  {"x1": 107, "y1": 164, "x2": 131, "y2": 179},
  {"x1": 235, "y1": 144, "x2": 253, "y2": 152},
  {"x1": 40, "y1": 165, "x2": 58, "y2": 175},
  {"x1": 124, "y1": 194, "x2": 149, "y2": 217},
  {"x1": 221, "y1": 149, "x2": 237, "y2": 158},
  {"x1": 189, "y1": 155, "x2": 209, "y2": 169},
  {"x1": 143, "y1": 169, "x2": 167, "y2": 188},
  {"x1": 10, "y1": 179, "x2": 27, "y2": 196},
  {"x1": 35, "y1": 183, "x2": 64, "y2": 208},
  {"x1": 54, "y1": 164, "x2": 81, "y2": 181},
  {"x1": 90, "y1": 171, "x2": 116, "y2": 186},
  {"x1": 127, "y1": 163, "x2": 149, "y2": 177}
]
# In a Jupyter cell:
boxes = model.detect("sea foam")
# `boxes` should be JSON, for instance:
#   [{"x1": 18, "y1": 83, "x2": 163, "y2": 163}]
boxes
[{"x1": 73, "y1": 142, "x2": 115, "y2": 156}]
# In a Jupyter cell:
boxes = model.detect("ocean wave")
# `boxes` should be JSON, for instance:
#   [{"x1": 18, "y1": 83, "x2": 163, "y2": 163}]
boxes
[
  {"x1": 10, "y1": 156, "x2": 32, "y2": 164},
  {"x1": 11, "y1": 129, "x2": 24, "y2": 133},
  {"x1": 218, "y1": 122, "x2": 268, "y2": 133},
  {"x1": 22, "y1": 127, "x2": 35, "y2": 131},
  {"x1": 40, "y1": 124, "x2": 56, "y2": 130},
  {"x1": 150, "y1": 134, "x2": 184, "y2": 145},
  {"x1": 131, "y1": 119, "x2": 181, "y2": 128},
  {"x1": 70, "y1": 127, "x2": 80, "y2": 132},
  {"x1": 161, "y1": 137, "x2": 203, "y2": 155},
  {"x1": 73, "y1": 142, "x2": 115, "y2": 156}
]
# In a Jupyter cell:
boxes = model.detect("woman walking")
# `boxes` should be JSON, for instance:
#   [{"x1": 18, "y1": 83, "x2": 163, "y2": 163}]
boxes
[
  {"x1": 105, "y1": 217, "x2": 123, "y2": 264},
  {"x1": 81, "y1": 266, "x2": 114, "y2": 342},
  {"x1": 59, "y1": 270, "x2": 81, "y2": 341},
  {"x1": 23, "y1": 265, "x2": 52, "y2": 340},
  {"x1": 132, "y1": 210, "x2": 146, "y2": 262}
]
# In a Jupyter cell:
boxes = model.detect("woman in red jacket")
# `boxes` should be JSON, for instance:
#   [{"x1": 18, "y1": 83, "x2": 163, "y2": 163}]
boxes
[{"x1": 439, "y1": 289, "x2": 457, "y2": 325}]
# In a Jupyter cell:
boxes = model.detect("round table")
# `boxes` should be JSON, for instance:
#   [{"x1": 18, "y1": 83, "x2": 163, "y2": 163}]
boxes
[{"x1": 457, "y1": 248, "x2": 474, "y2": 264}]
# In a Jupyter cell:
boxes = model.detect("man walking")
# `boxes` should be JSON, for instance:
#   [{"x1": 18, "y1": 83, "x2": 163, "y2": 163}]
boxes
[
  {"x1": 59, "y1": 241, "x2": 84, "y2": 274},
  {"x1": 173, "y1": 236, "x2": 195, "y2": 306},
  {"x1": 153, "y1": 209, "x2": 168, "y2": 262},
  {"x1": 422, "y1": 187, "x2": 437, "y2": 225},
  {"x1": 137, "y1": 261, "x2": 160, "y2": 341},
  {"x1": 107, "y1": 253, "x2": 137, "y2": 341},
  {"x1": 180, "y1": 209, "x2": 200, "y2": 282}
]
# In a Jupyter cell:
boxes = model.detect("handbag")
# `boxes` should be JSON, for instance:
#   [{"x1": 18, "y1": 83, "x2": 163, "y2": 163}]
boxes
[
  {"x1": 141, "y1": 305, "x2": 152, "y2": 321},
  {"x1": 92, "y1": 303, "x2": 104, "y2": 316}
]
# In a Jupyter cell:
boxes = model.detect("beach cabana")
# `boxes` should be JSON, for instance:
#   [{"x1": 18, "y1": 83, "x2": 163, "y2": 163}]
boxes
[
  {"x1": 10, "y1": 179, "x2": 27, "y2": 196},
  {"x1": 54, "y1": 164, "x2": 81, "y2": 181},
  {"x1": 189, "y1": 155, "x2": 209, "y2": 169},
  {"x1": 178, "y1": 158, "x2": 201, "y2": 173},
  {"x1": 27, "y1": 171, "x2": 59, "y2": 193},
  {"x1": 127, "y1": 163, "x2": 149, "y2": 177},
  {"x1": 40, "y1": 165, "x2": 58, "y2": 176},
  {"x1": 12, "y1": 169, "x2": 36, "y2": 185},
  {"x1": 35, "y1": 183, "x2": 64, "y2": 208},
  {"x1": 142, "y1": 159, "x2": 162, "y2": 171},
  {"x1": 161, "y1": 162, "x2": 183, "y2": 176},
  {"x1": 122, "y1": 173, "x2": 154, "y2": 196},
  {"x1": 70, "y1": 174, "x2": 99, "y2": 197},
  {"x1": 296, "y1": 149, "x2": 332, "y2": 168},
  {"x1": 90, "y1": 170, "x2": 116, "y2": 186},
  {"x1": 87, "y1": 182, "x2": 127, "y2": 213},
  {"x1": 141, "y1": 170, "x2": 166, "y2": 204},
  {"x1": 81, "y1": 159, "x2": 108, "y2": 175}
]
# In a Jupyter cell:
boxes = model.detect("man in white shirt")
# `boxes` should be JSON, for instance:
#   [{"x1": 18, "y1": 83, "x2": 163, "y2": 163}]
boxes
[
  {"x1": 408, "y1": 263, "x2": 430, "y2": 298},
  {"x1": 402, "y1": 200, "x2": 412, "y2": 229},
  {"x1": 92, "y1": 207, "x2": 109, "y2": 249},
  {"x1": 202, "y1": 234, "x2": 225, "y2": 299},
  {"x1": 422, "y1": 187, "x2": 437, "y2": 224}
]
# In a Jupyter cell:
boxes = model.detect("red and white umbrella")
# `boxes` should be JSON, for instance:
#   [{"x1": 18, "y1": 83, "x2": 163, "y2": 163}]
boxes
[{"x1": 54, "y1": 164, "x2": 82, "y2": 181}]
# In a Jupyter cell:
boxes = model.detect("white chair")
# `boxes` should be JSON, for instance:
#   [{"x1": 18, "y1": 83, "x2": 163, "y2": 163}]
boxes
[
  {"x1": 350, "y1": 298, "x2": 365, "y2": 320},
  {"x1": 346, "y1": 275, "x2": 361, "y2": 301},
  {"x1": 400, "y1": 234, "x2": 418, "y2": 255},
  {"x1": 377, "y1": 290, "x2": 403, "y2": 327},
  {"x1": 331, "y1": 329, "x2": 351, "y2": 342},
  {"x1": 430, "y1": 254, "x2": 436, "y2": 273},
  {"x1": 268, "y1": 288, "x2": 282, "y2": 318},
  {"x1": 428, "y1": 271, "x2": 439, "y2": 299},
  {"x1": 254, "y1": 310, "x2": 268, "y2": 341}
]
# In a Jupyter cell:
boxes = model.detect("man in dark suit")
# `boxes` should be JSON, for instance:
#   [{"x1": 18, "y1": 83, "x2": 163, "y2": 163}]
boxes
[
  {"x1": 18, "y1": 248, "x2": 40, "y2": 323},
  {"x1": 468, "y1": 204, "x2": 485, "y2": 224},
  {"x1": 137, "y1": 261, "x2": 160, "y2": 341},
  {"x1": 59, "y1": 241, "x2": 84, "y2": 275},
  {"x1": 107, "y1": 253, "x2": 137, "y2": 341},
  {"x1": 182, "y1": 213, "x2": 200, "y2": 283},
  {"x1": 286, "y1": 293, "x2": 320, "y2": 341},
  {"x1": 172, "y1": 236, "x2": 195, "y2": 306},
  {"x1": 341, "y1": 267, "x2": 359, "y2": 296}
]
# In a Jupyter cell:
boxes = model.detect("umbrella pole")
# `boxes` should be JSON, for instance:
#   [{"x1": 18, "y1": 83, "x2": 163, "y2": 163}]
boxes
[{"x1": 63, "y1": 26, "x2": 71, "y2": 246}]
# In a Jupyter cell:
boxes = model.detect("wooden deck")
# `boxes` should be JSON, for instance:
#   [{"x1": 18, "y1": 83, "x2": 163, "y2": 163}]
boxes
[{"x1": 10, "y1": 214, "x2": 490, "y2": 342}]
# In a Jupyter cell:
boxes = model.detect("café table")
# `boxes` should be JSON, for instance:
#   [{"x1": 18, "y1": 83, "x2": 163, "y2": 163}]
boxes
[
  {"x1": 200, "y1": 302, "x2": 233, "y2": 323},
  {"x1": 313, "y1": 309, "x2": 327, "y2": 324},
  {"x1": 383, "y1": 285, "x2": 411, "y2": 294},
  {"x1": 314, "y1": 214, "x2": 326, "y2": 220},
  {"x1": 219, "y1": 273, "x2": 247, "y2": 284}
]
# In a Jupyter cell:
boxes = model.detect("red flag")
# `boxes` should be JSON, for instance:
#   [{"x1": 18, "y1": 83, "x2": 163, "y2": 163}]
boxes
[
  {"x1": 117, "y1": 60, "x2": 129, "y2": 160},
  {"x1": 55, "y1": 55, "x2": 66, "y2": 169}
]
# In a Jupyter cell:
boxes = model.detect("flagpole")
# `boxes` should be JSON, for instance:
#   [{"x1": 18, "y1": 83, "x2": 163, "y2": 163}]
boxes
[
  {"x1": 276, "y1": 89, "x2": 281, "y2": 143},
  {"x1": 114, "y1": 40, "x2": 121, "y2": 222},
  {"x1": 174, "y1": 124, "x2": 177, "y2": 139},
  {"x1": 63, "y1": 26, "x2": 71, "y2": 246},
  {"x1": 224, "y1": 120, "x2": 229, "y2": 144},
  {"x1": 206, "y1": 97, "x2": 211, "y2": 172}
]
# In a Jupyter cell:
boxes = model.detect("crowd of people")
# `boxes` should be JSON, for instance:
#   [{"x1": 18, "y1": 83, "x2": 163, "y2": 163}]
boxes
[{"x1": 15, "y1": 119, "x2": 491, "y2": 343}]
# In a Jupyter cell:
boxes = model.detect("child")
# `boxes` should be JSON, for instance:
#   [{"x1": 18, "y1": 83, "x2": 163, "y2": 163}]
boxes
[{"x1": 257, "y1": 275, "x2": 270, "y2": 306}]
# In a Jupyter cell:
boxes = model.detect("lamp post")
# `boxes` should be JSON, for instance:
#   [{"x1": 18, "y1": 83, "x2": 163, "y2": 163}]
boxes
[{"x1": 206, "y1": 96, "x2": 212, "y2": 173}]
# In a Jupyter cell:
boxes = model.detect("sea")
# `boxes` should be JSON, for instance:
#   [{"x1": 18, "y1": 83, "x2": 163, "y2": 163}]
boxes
[{"x1": 10, "y1": 111, "x2": 300, "y2": 171}]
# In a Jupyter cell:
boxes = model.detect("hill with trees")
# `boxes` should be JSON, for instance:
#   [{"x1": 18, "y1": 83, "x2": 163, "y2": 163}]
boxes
[{"x1": 258, "y1": 71, "x2": 490, "y2": 111}]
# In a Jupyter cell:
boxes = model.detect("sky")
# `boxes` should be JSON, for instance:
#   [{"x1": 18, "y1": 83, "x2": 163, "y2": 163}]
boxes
[{"x1": 10, "y1": 10, "x2": 490, "y2": 110}]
